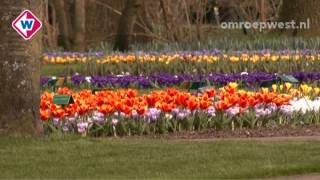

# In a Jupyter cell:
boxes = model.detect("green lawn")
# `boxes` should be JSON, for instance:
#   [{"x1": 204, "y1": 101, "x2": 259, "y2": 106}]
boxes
[
  {"x1": 1, "y1": 136, "x2": 320, "y2": 179},
  {"x1": 41, "y1": 64, "x2": 83, "y2": 76}
]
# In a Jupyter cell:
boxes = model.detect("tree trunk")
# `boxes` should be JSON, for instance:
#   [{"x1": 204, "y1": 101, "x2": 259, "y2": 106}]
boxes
[
  {"x1": 0, "y1": 0, "x2": 43, "y2": 135},
  {"x1": 160, "y1": 0, "x2": 179, "y2": 41},
  {"x1": 279, "y1": 0, "x2": 320, "y2": 36},
  {"x1": 53, "y1": 0, "x2": 72, "y2": 49},
  {"x1": 113, "y1": 0, "x2": 142, "y2": 52},
  {"x1": 73, "y1": 0, "x2": 86, "y2": 51}
]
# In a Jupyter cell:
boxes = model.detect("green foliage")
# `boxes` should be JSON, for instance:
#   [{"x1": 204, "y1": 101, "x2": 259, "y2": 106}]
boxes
[
  {"x1": 95, "y1": 36, "x2": 320, "y2": 52},
  {"x1": 45, "y1": 110, "x2": 320, "y2": 137},
  {"x1": 42, "y1": 36, "x2": 320, "y2": 76},
  {"x1": 42, "y1": 58, "x2": 320, "y2": 76}
]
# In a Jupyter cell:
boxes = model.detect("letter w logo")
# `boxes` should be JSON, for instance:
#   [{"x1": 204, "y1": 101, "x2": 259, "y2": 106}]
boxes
[{"x1": 20, "y1": 20, "x2": 34, "y2": 30}]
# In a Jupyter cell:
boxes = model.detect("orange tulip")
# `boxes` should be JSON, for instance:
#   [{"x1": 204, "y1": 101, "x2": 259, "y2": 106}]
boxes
[
  {"x1": 137, "y1": 105, "x2": 147, "y2": 115},
  {"x1": 175, "y1": 93, "x2": 189, "y2": 106},
  {"x1": 40, "y1": 109, "x2": 50, "y2": 121},
  {"x1": 239, "y1": 97, "x2": 248, "y2": 108},
  {"x1": 127, "y1": 89, "x2": 137, "y2": 98},
  {"x1": 166, "y1": 88, "x2": 178, "y2": 96},
  {"x1": 205, "y1": 89, "x2": 215, "y2": 98},
  {"x1": 57, "y1": 87, "x2": 72, "y2": 95},
  {"x1": 200, "y1": 100, "x2": 210, "y2": 109},
  {"x1": 186, "y1": 97, "x2": 198, "y2": 111},
  {"x1": 121, "y1": 105, "x2": 132, "y2": 115},
  {"x1": 145, "y1": 95, "x2": 157, "y2": 107},
  {"x1": 41, "y1": 86, "x2": 293, "y2": 119},
  {"x1": 161, "y1": 102, "x2": 174, "y2": 112}
]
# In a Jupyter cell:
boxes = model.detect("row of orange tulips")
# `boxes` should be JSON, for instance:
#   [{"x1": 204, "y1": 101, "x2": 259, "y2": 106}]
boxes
[{"x1": 40, "y1": 85, "x2": 291, "y2": 121}]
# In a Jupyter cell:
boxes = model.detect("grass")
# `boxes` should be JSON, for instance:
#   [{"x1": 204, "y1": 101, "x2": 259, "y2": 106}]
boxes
[
  {"x1": 42, "y1": 60, "x2": 320, "y2": 76},
  {"x1": 41, "y1": 64, "x2": 84, "y2": 76},
  {"x1": 96, "y1": 35, "x2": 320, "y2": 52},
  {"x1": 1, "y1": 136, "x2": 320, "y2": 179}
]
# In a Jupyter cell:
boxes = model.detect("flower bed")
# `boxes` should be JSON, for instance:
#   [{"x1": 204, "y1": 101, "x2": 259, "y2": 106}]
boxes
[
  {"x1": 41, "y1": 49, "x2": 320, "y2": 137},
  {"x1": 40, "y1": 84, "x2": 320, "y2": 136},
  {"x1": 41, "y1": 72, "x2": 320, "y2": 89},
  {"x1": 41, "y1": 50, "x2": 320, "y2": 74},
  {"x1": 42, "y1": 50, "x2": 320, "y2": 64}
]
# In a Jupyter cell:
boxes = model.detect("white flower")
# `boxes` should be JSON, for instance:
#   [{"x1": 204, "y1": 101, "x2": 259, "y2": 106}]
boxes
[
  {"x1": 85, "y1": 76, "x2": 91, "y2": 83},
  {"x1": 112, "y1": 118, "x2": 118, "y2": 125},
  {"x1": 63, "y1": 126, "x2": 69, "y2": 132},
  {"x1": 226, "y1": 106, "x2": 240, "y2": 117},
  {"x1": 240, "y1": 72, "x2": 249, "y2": 76},
  {"x1": 279, "y1": 105, "x2": 294, "y2": 115},
  {"x1": 53, "y1": 118, "x2": 60, "y2": 126},
  {"x1": 93, "y1": 111, "x2": 104, "y2": 118},
  {"x1": 67, "y1": 117, "x2": 76, "y2": 122},
  {"x1": 207, "y1": 106, "x2": 216, "y2": 117},
  {"x1": 281, "y1": 98, "x2": 320, "y2": 114},
  {"x1": 165, "y1": 113, "x2": 173, "y2": 120},
  {"x1": 77, "y1": 122, "x2": 88, "y2": 134}
]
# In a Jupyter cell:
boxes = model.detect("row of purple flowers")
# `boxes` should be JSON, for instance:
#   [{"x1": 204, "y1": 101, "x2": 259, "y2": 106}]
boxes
[{"x1": 41, "y1": 72, "x2": 320, "y2": 88}]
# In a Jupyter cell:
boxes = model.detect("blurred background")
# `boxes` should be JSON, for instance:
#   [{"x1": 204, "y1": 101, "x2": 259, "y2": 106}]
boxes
[{"x1": 43, "y1": 0, "x2": 320, "y2": 52}]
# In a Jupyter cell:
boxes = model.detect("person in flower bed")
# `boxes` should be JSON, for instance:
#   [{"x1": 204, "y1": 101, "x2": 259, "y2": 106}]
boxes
[{"x1": 40, "y1": 82, "x2": 320, "y2": 137}]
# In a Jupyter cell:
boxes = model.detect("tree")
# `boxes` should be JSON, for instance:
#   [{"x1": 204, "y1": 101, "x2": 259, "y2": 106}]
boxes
[
  {"x1": 52, "y1": 0, "x2": 86, "y2": 51},
  {"x1": 0, "y1": 0, "x2": 43, "y2": 135},
  {"x1": 53, "y1": 0, "x2": 72, "y2": 49},
  {"x1": 113, "y1": 0, "x2": 142, "y2": 52},
  {"x1": 73, "y1": 0, "x2": 86, "y2": 51},
  {"x1": 279, "y1": 0, "x2": 320, "y2": 36}
]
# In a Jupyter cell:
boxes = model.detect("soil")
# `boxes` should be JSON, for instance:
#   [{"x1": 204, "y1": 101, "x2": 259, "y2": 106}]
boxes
[
  {"x1": 263, "y1": 173, "x2": 320, "y2": 180},
  {"x1": 126, "y1": 125, "x2": 320, "y2": 140}
]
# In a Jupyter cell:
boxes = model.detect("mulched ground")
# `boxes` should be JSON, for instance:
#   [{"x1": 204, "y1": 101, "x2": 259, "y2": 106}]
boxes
[
  {"x1": 125, "y1": 125, "x2": 320, "y2": 140},
  {"x1": 265, "y1": 173, "x2": 320, "y2": 180}
]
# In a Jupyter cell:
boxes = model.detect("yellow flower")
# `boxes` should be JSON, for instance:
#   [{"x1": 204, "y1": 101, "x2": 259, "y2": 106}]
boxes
[
  {"x1": 289, "y1": 89, "x2": 300, "y2": 97},
  {"x1": 250, "y1": 55, "x2": 260, "y2": 63},
  {"x1": 280, "y1": 55, "x2": 290, "y2": 61},
  {"x1": 230, "y1": 56, "x2": 239, "y2": 63},
  {"x1": 300, "y1": 84, "x2": 312, "y2": 94},
  {"x1": 212, "y1": 56, "x2": 218, "y2": 62},
  {"x1": 279, "y1": 85, "x2": 284, "y2": 91},
  {"x1": 241, "y1": 54, "x2": 249, "y2": 61},
  {"x1": 304, "y1": 96, "x2": 310, "y2": 100},
  {"x1": 228, "y1": 82, "x2": 238, "y2": 89},
  {"x1": 271, "y1": 55, "x2": 279, "y2": 62},
  {"x1": 261, "y1": 88, "x2": 269, "y2": 94},
  {"x1": 284, "y1": 82, "x2": 292, "y2": 90},
  {"x1": 313, "y1": 87, "x2": 320, "y2": 95},
  {"x1": 272, "y1": 84, "x2": 278, "y2": 92},
  {"x1": 293, "y1": 55, "x2": 300, "y2": 61}
]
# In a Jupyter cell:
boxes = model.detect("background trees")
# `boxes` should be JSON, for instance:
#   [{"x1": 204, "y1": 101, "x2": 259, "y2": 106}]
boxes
[
  {"x1": 40, "y1": 0, "x2": 320, "y2": 51},
  {"x1": 279, "y1": 0, "x2": 320, "y2": 36},
  {"x1": 51, "y1": 0, "x2": 86, "y2": 51},
  {"x1": 113, "y1": 0, "x2": 142, "y2": 51},
  {"x1": 44, "y1": 0, "x2": 289, "y2": 51}
]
